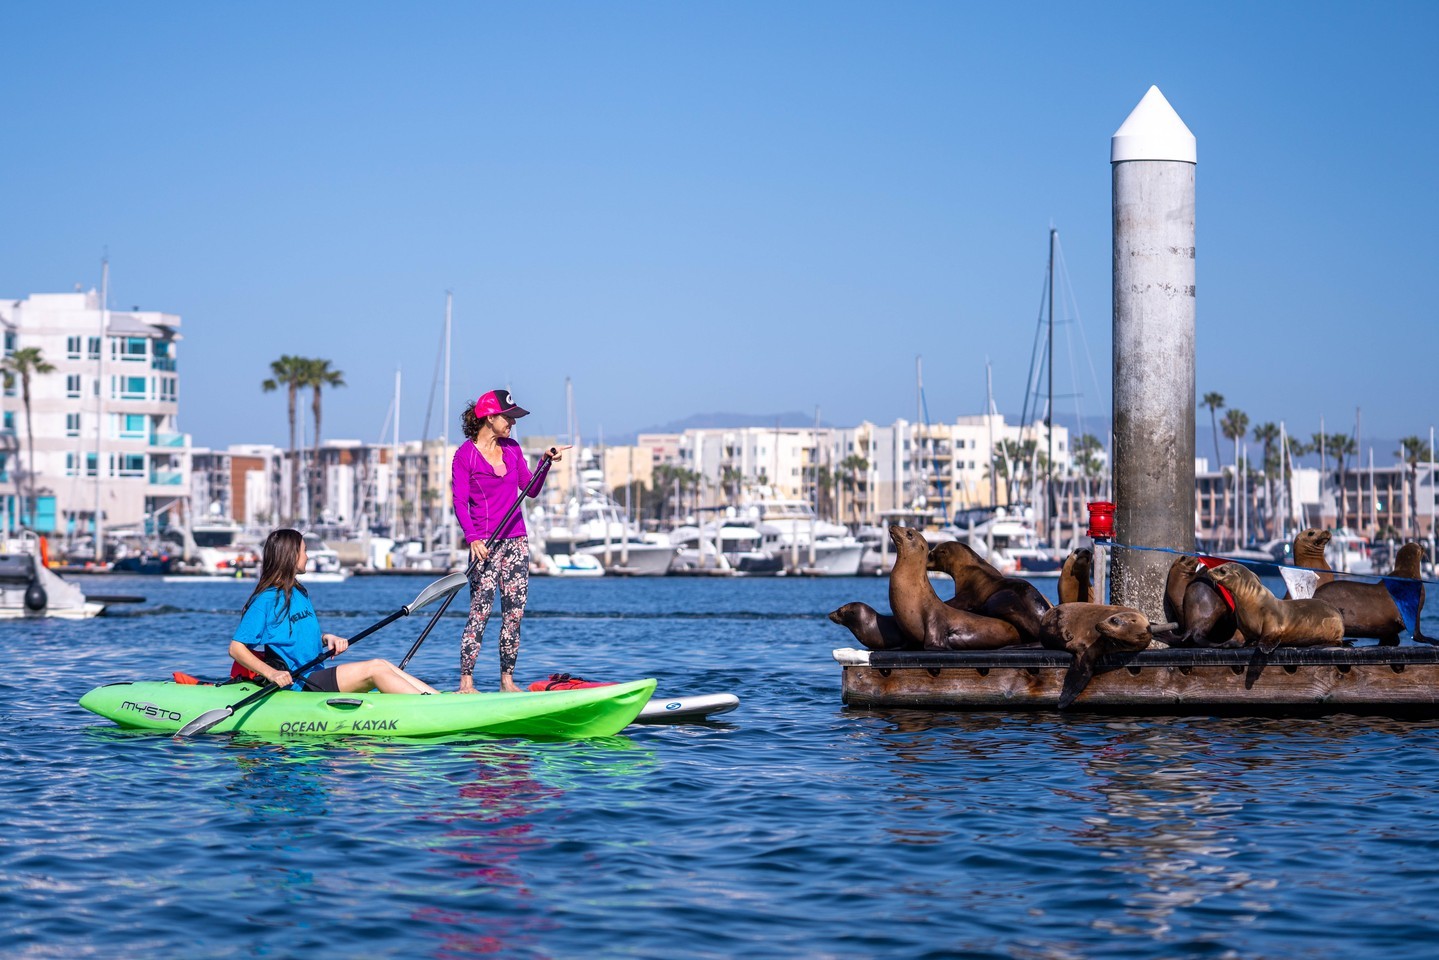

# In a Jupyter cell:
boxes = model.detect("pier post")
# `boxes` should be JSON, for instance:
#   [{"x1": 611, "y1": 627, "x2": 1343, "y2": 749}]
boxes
[{"x1": 1110, "y1": 86, "x2": 1197, "y2": 619}]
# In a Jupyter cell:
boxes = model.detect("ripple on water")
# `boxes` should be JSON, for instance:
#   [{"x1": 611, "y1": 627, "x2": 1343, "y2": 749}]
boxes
[{"x1": 7, "y1": 577, "x2": 1439, "y2": 958}]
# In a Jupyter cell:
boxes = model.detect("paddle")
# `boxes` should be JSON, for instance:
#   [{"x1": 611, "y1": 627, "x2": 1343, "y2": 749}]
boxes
[
  {"x1": 397, "y1": 452, "x2": 554, "y2": 671},
  {"x1": 174, "y1": 571, "x2": 469, "y2": 737}
]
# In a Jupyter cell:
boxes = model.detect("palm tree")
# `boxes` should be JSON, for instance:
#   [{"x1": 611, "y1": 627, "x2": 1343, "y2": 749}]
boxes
[
  {"x1": 1252, "y1": 422, "x2": 1280, "y2": 538},
  {"x1": 1326, "y1": 432, "x2": 1358, "y2": 529},
  {"x1": 262, "y1": 355, "x2": 309, "y2": 525},
  {"x1": 0, "y1": 347, "x2": 56, "y2": 526},
  {"x1": 1220, "y1": 407, "x2": 1249, "y2": 544},
  {"x1": 840, "y1": 454, "x2": 868, "y2": 525},
  {"x1": 302, "y1": 358, "x2": 346, "y2": 523},
  {"x1": 1397, "y1": 436, "x2": 1432, "y2": 539},
  {"x1": 1071, "y1": 433, "x2": 1107, "y2": 501},
  {"x1": 1201, "y1": 392, "x2": 1225, "y2": 473}
]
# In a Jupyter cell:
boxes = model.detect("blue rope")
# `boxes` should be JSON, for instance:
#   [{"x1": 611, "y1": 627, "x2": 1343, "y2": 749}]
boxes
[{"x1": 1093, "y1": 538, "x2": 1439, "y2": 588}]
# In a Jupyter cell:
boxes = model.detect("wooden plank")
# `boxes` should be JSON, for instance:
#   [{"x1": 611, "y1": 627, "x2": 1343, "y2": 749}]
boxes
[{"x1": 835, "y1": 646, "x2": 1439, "y2": 717}]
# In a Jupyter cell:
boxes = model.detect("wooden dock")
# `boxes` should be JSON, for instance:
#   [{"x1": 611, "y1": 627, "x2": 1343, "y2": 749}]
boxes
[{"x1": 834, "y1": 645, "x2": 1439, "y2": 717}]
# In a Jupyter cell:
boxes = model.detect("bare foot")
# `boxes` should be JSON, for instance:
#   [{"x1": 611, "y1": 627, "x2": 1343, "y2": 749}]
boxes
[
  {"x1": 457, "y1": 676, "x2": 476, "y2": 695},
  {"x1": 499, "y1": 678, "x2": 522, "y2": 693}
]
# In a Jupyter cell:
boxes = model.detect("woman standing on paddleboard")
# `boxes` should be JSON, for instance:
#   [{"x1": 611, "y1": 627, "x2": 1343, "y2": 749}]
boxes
[
  {"x1": 452, "y1": 389, "x2": 567, "y2": 693},
  {"x1": 231, "y1": 529, "x2": 439, "y2": 694}
]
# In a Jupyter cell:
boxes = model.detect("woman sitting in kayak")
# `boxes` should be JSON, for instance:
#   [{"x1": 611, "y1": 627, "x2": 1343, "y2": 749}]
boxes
[{"x1": 230, "y1": 529, "x2": 439, "y2": 694}]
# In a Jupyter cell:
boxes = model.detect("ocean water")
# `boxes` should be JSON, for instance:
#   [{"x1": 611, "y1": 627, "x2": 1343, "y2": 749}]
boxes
[{"x1": 5, "y1": 572, "x2": 1439, "y2": 959}]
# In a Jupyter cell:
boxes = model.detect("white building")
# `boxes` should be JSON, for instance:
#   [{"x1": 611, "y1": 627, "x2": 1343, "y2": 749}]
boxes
[{"x1": 1, "y1": 290, "x2": 190, "y2": 543}]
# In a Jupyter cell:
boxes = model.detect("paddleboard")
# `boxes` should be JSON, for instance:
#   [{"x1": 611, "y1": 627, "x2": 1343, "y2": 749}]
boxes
[{"x1": 634, "y1": 692, "x2": 740, "y2": 724}]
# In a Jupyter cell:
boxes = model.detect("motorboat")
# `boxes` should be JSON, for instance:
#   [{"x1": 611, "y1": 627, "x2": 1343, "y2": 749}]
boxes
[
  {"x1": 538, "y1": 552, "x2": 606, "y2": 577},
  {"x1": 669, "y1": 519, "x2": 783, "y2": 576},
  {"x1": 739, "y1": 495, "x2": 864, "y2": 576},
  {"x1": 944, "y1": 506, "x2": 1065, "y2": 578},
  {"x1": 0, "y1": 533, "x2": 105, "y2": 619},
  {"x1": 531, "y1": 474, "x2": 677, "y2": 577},
  {"x1": 299, "y1": 533, "x2": 352, "y2": 583}
]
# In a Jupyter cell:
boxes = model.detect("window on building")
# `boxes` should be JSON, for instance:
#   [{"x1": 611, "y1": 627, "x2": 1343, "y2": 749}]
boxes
[
  {"x1": 119, "y1": 414, "x2": 147, "y2": 439},
  {"x1": 161, "y1": 377, "x2": 177, "y2": 402},
  {"x1": 67, "y1": 374, "x2": 83, "y2": 398},
  {"x1": 3, "y1": 331, "x2": 14, "y2": 353},
  {"x1": 153, "y1": 341, "x2": 170, "y2": 358},
  {"x1": 67, "y1": 336, "x2": 82, "y2": 359},
  {"x1": 2, "y1": 411, "x2": 12, "y2": 429},
  {"x1": 66, "y1": 413, "x2": 81, "y2": 437},
  {"x1": 120, "y1": 337, "x2": 148, "y2": 361},
  {"x1": 117, "y1": 454, "x2": 145, "y2": 477},
  {"x1": 117, "y1": 376, "x2": 148, "y2": 400},
  {"x1": 87, "y1": 453, "x2": 99, "y2": 477},
  {"x1": 88, "y1": 336, "x2": 101, "y2": 359}
]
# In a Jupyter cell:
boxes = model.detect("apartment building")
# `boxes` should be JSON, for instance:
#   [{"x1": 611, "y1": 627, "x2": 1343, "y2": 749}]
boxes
[{"x1": 1, "y1": 290, "x2": 189, "y2": 540}]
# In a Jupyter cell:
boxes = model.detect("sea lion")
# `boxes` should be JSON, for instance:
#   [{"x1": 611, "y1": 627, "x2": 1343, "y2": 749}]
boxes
[
  {"x1": 1058, "y1": 548, "x2": 1093, "y2": 604},
  {"x1": 1162, "y1": 555, "x2": 1241, "y2": 648},
  {"x1": 1208, "y1": 562, "x2": 1343, "y2": 653},
  {"x1": 1393, "y1": 542, "x2": 1431, "y2": 644},
  {"x1": 889, "y1": 526, "x2": 1023, "y2": 650},
  {"x1": 828, "y1": 601, "x2": 914, "y2": 651},
  {"x1": 1038, "y1": 603, "x2": 1153, "y2": 709},
  {"x1": 1312, "y1": 541, "x2": 1429, "y2": 646},
  {"x1": 1292, "y1": 528, "x2": 1335, "y2": 587},
  {"x1": 926, "y1": 540, "x2": 1052, "y2": 643}
]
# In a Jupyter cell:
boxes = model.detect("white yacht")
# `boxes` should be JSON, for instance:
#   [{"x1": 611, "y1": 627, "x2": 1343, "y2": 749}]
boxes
[
  {"x1": 299, "y1": 533, "x2": 352, "y2": 583},
  {"x1": 669, "y1": 518, "x2": 783, "y2": 576},
  {"x1": 739, "y1": 496, "x2": 864, "y2": 576},
  {"x1": 531, "y1": 454, "x2": 677, "y2": 576},
  {"x1": 0, "y1": 533, "x2": 104, "y2": 619},
  {"x1": 943, "y1": 506, "x2": 1065, "y2": 578}
]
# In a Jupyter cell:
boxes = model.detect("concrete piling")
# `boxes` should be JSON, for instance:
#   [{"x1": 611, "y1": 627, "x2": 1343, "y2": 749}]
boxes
[{"x1": 1110, "y1": 86, "x2": 1197, "y2": 619}]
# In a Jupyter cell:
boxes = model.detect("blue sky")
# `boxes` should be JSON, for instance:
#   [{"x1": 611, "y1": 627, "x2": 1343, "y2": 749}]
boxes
[{"x1": 3, "y1": 1, "x2": 1436, "y2": 457}]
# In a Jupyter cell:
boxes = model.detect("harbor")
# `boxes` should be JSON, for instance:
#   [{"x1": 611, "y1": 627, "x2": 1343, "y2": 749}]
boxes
[{"x1": 7, "y1": 2, "x2": 1439, "y2": 958}]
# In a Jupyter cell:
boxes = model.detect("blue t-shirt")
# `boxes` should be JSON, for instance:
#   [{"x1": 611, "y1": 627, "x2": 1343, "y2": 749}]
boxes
[{"x1": 233, "y1": 586, "x2": 323, "y2": 689}]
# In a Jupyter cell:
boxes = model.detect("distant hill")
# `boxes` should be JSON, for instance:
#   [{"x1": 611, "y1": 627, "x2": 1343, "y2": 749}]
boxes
[{"x1": 608, "y1": 412, "x2": 827, "y2": 445}]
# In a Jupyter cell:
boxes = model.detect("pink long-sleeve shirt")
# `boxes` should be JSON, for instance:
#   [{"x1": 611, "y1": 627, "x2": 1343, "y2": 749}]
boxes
[{"x1": 451, "y1": 439, "x2": 551, "y2": 544}]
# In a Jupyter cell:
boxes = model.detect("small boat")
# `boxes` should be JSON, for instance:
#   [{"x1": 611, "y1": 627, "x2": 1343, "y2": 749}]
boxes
[
  {"x1": 0, "y1": 533, "x2": 105, "y2": 619},
  {"x1": 79, "y1": 677, "x2": 658, "y2": 739},
  {"x1": 539, "y1": 552, "x2": 606, "y2": 577}
]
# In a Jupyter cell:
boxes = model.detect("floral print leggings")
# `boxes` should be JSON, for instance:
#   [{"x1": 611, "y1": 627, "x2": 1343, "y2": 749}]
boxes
[{"x1": 459, "y1": 536, "x2": 530, "y2": 678}]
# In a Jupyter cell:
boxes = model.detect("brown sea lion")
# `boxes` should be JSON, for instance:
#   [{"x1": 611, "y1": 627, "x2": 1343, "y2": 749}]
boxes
[
  {"x1": 1038, "y1": 603, "x2": 1153, "y2": 709},
  {"x1": 1058, "y1": 548, "x2": 1093, "y2": 604},
  {"x1": 1312, "y1": 541, "x2": 1428, "y2": 646},
  {"x1": 1208, "y1": 562, "x2": 1343, "y2": 653},
  {"x1": 828, "y1": 601, "x2": 914, "y2": 651},
  {"x1": 1393, "y1": 542, "x2": 1431, "y2": 644},
  {"x1": 1162, "y1": 555, "x2": 1241, "y2": 648},
  {"x1": 926, "y1": 540, "x2": 1052, "y2": 643},
  {"x1": 1292, "y1": 528, "x2": 1335, "y2": 587},
  {"x1": 889, "y1": 526, "x2": 1023, "y2": 650}
]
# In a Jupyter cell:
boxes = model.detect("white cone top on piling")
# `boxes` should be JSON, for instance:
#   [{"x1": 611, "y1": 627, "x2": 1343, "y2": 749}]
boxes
[{"x1": 1111, "y1": 85, "x2": 1196, "y2": 164}]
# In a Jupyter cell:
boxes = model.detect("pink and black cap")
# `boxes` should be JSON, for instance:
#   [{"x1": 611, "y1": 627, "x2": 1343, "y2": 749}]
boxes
[{"x1": 473, "y1": 388, "x2": 530, "y2": 419}]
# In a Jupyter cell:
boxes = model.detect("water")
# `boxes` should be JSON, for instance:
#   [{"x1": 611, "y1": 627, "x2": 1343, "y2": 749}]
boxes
[{"x1": 5, "y1": 573, "x2": 1439, "y2": 959}]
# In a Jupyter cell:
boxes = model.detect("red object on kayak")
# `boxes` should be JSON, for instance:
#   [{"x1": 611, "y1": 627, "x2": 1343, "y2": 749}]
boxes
[{"x1": 527, "y1": 673, "x2": 616, "y2": 691}]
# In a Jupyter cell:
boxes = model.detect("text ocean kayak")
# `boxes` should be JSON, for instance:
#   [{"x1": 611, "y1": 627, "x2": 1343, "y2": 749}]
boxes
[{"x1": 79, "y1": 678, "x2": 657, "y2": 739}]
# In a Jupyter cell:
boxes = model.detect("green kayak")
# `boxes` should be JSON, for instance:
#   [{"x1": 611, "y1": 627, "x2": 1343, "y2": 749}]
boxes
[{"x1": 79, "y1": 678, "x2": 657, "y2": 740}]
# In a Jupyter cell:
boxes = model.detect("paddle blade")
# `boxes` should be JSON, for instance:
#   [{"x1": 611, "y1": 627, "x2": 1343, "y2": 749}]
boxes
[
  {"x1": 407, "y1": 572, "x2": 468, "y2": 613},
  {"x1": 175, "y1": 707, "x2": 234, "y2": 738}
]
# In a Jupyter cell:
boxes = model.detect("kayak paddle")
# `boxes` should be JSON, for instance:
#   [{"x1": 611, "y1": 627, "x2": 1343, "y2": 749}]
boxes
[
  {"x1": 174, "y1": 571, "x2": 468, "y2": 737},
  {"x1": 397, "y1": 452, "x2": 553, "y2": 671}
]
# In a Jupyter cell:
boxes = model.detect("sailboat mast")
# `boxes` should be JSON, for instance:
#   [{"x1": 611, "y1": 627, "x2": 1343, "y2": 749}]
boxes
[
  {"x1": 391, "y1": 367, "x2": 401, "y2": 535},
  {"x1": 915, "y1": 355, "x2": 924, "y2": 513},
  {"x1": 1046, "y1": 227, "x2": 1056, "y2": 542},
  {"x1": 986, "y1": 360, "x2": 997, "y2": 509},
  {"x1": 443, "y1": 291, "x2": 454, "y2": 564},
  {"x1": 96, "y1": 256, "x2": 108, "y2": 558}
]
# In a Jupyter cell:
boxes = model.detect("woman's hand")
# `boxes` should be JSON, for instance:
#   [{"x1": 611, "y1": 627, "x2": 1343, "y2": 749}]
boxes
[
  {"x1": 323, "y1": 633, "x2": 349, "y2": 655},
  {"x1": 269, "y1": 669, "x2": 294, "y2": 687},
  {"x1": 546, "y1": 444, "x2": 573, "y2": 463},
  {"x1": 457, "y1": 675, "x2": 476, "y2": 694},
  {"x1": 469, "y1": 541, "x2": 489, "y2": 563}
]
